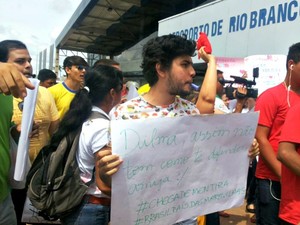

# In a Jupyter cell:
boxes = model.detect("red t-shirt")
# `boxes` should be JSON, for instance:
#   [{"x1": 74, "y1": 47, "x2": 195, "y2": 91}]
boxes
[
  {"x1": 279, "y1": 102, "x2": 300, "y2": 224},
  {"x1": 255, "y1": 83, "x2": 300, "y2": 181}
]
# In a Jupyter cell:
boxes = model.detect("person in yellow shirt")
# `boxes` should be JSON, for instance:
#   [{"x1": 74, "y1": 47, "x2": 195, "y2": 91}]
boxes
[
  {"x1": 49, "y1": 56, "x2": 89, "y2": 119},
  {"x1": 137, "y1": 83, "x2": 150, "y2": 95},
  {"x1": 0, "y1": 40, "x2": 60, "y2": 225},
  {"x1": 12, "y1": 86, "x2": 59, "y2": 162}
]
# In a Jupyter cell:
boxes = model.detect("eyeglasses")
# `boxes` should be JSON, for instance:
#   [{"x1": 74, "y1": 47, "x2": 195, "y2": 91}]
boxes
[{"x1": 75, "y1": 65, "x2": 88, "y2": 71}]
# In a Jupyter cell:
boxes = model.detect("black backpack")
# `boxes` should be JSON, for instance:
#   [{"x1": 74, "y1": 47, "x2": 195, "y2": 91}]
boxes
[{"x1": 26, "y1": 111, "x2": 108, "y2": 220}]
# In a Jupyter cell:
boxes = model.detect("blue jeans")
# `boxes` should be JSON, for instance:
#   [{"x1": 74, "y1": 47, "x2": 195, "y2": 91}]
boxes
[
  {"x1": 0, "y1": 194, "x2": 17, "y2": 225},
  {"x1": 60, "y1": 198, "x2": 110, "y2": 225},
  {"x1": 255, "y1": 178, "x2": 281, "y2": 225}
]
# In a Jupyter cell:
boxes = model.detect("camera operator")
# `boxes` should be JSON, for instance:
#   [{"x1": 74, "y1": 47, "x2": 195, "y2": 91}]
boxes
[{"x1": 214, "y1": 70, "x2": 248, "y2": 114}]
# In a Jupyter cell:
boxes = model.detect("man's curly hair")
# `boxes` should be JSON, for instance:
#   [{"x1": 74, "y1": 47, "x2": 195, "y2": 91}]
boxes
[{"x1": 141, "y1": 35, "x2": 196, "y2": 87}]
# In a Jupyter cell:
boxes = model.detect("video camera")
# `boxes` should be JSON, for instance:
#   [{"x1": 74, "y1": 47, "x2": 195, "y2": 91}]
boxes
[{"x1": 220, "y1": 67, "x2": 259, "y2": 100}]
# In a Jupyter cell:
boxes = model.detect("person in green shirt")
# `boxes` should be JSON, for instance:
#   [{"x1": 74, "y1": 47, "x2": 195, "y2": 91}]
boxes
[{"x1": 0, "y1": 46, "x2": 34, "y2": 224}]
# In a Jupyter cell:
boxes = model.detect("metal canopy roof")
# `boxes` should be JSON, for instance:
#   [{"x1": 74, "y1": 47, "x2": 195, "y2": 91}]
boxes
[{"x1": 56, "y1": 0, "x2": 207, "y2": 57}]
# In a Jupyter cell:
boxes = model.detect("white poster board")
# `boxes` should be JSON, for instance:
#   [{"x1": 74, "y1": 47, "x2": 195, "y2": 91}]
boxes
[
  {"x1": 216, "y1": 55, "x2": 287, "y2": 97},
  {"x1": 216, "y1": 57, "x2": 245, "y2": 81},
  {"x1": 111, "y1": 112, "x2": 259, "y2": 225},
  {"x1": 14, "y1": 78, "x2": 39, "y2": 181},
  {"x1": 244, "y1": 55, "x2": 287, "y2": 95}
]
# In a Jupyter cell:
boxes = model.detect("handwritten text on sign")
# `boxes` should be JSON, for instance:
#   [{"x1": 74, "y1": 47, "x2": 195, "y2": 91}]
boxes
[{"x1": 111, "y1": 112, "x2": 259, "y2": 225}]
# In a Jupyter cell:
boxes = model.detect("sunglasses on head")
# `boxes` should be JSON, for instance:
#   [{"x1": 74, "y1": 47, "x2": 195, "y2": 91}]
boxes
[{"x1": 75, "y1": 65, "x2": 88, "y2": 71}]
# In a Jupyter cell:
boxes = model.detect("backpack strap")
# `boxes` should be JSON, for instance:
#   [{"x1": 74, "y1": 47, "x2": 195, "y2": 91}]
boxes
[
  {"x1": 48, "y1": 110, "x2": 109, "y2": 188},
  {"x1": 89, "y1": 110, "x2": 110, "y2": 121}
]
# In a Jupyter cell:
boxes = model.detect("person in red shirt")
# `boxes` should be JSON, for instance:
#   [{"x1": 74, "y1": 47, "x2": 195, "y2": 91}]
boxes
[
  {"x1": 278, "y1": 102, "x2": 300, "y2": 225},
  {"x1": 255, "y1": 42, "x2": 300, "y2": 225}
]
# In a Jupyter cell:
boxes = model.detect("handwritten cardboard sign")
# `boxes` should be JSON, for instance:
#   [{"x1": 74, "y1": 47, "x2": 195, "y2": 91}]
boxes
[{"x1": 111, "y1": 112, "x2": 259, "y2": 225}]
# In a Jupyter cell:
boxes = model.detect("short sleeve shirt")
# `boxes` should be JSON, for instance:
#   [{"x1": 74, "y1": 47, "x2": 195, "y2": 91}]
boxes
[
  {"x1": 255, "y1": 82, "x2": 300, "y2": 181},
  {"x1": 48, "y1": 82, "x2": 76, "y2": 119},
  {"x1": 0, "y1": 94, "x2": 13, "y2": 201},
  {"x1": 113, "y1": 95, "x2": 200, "y2": 120},
  {"x1": 278, "y1": 103, "x2": 300, "y2": 224},
  {"x1": 78, "y1": 106, "x2": 110, "y2": 197},
  {"x1": 12, "y1": 86, "x2": 59, "y2": 162},
  {"x1": 214, "y1": 97, "x2": 230, "y2": 113}
]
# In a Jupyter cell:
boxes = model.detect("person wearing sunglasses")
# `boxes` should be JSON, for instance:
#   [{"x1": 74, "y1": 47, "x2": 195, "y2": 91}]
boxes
[{"x1": 48, "y1": 55, "x2": 89, "y2": 119}]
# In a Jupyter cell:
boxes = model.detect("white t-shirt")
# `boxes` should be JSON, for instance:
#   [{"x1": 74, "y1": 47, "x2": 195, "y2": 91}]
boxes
[
  {"x1": 214, "y1": 97, "x2": 231, "y2": 113},
  {"x1": 112, "y1": 95, "x2": 199, "y2": 120},
  {"x1": 77, "y1": 106, "x2": 110, "y2": 197}
]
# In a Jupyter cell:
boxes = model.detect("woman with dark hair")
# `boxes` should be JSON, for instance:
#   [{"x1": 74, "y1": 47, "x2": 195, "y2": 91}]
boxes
[{"x1": 50, "y1": 65, "x2": 123, "y2": 225}]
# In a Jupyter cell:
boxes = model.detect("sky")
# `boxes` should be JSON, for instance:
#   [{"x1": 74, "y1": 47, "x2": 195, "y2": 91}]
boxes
[{"x1": 0, "y1": 0, "x2": 82, "y2": 74}]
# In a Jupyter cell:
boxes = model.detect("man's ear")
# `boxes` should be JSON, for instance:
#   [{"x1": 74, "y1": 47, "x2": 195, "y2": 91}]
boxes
[
  {"x1": 287, "y1": 60, "x2": 295, "y2": 70},
  {"x1": 109, "y1": 88, "x2": 115, "y2": 97},
  {"x1": 155, "y1": 63, "x2": 166, "y2": 78},
  {"x1": 110, "y1": 88, "x2": 120, "y2": 101},
  {"x1": 65, "y1": 67, "x2": 72, "y2": 76}
]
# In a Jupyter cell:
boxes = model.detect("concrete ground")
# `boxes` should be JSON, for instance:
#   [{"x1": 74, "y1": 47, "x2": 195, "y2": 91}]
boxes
[{"x1": 220, "y1": 201, "x2": 256, "y2": 225}]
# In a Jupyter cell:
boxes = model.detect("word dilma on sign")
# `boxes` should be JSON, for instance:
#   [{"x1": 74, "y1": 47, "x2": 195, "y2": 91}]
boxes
[
  {"x1": 118, "y1": 125, "x2": 255, "y2": 153},
  {"x1": 119, "y1": 128, "x2": 178, "y2": 152}
]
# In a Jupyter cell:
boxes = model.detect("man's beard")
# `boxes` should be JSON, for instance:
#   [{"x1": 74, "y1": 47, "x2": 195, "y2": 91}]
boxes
[
  {"x1": 168, "y1": 78, "x2": 192, "y2": 97},
  {"x1": 177, "y1": 88, "x2": 192, "y2": 98}
]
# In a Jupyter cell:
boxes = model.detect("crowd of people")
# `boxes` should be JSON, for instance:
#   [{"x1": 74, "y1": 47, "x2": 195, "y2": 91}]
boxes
[{"x1": 0, "y1": 34, "x2": 299, "y2": 225}]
